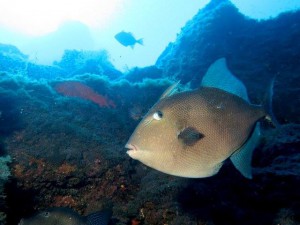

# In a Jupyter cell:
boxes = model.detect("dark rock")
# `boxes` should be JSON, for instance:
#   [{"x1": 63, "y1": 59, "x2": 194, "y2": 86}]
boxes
[
  {"x1": 0, "y1": 89, "x2": 23, "y2": 136},
  {"x1": 124, "y1": 66, "x2": 163, "y2": 83},
  {"x1": 254, "y1": 124, "x2": 300, "y2": 176}
]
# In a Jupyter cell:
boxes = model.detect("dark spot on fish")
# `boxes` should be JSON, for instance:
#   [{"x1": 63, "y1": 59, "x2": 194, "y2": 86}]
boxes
[{"x1": 178, "y1": 127, "x2": 204, "y2": 146}]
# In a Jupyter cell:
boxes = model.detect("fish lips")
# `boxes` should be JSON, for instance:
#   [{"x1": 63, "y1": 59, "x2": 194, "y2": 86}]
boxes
[
  {"x1": 125, "y1": 143, "x2": 140, "y2": 158},
  {"x1": 125, "y1": 143, "x2": 138, "y2": 152}
]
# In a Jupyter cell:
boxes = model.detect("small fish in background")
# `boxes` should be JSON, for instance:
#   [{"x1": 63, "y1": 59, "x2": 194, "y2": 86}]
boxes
[
  {"x1": 54, "y1": 81, "x2": 116, "y2": 108},
  {"x1": 114, "y1": 31, "x2": 143, "y2": 48},
  {"x1": 18, "y1": 207, "x2": 112, "y2": 225},
  {"x1": 126, "y1": 58, "x2": 277, "y2": 179}
]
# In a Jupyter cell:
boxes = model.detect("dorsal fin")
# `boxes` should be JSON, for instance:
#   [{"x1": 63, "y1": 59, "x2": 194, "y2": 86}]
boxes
[
  {"x1": 160, "y1": 80, "x2": 180, "y2": 99},
  {"x1": 201, "y1": 58, "x2": 249, "y2": 102}
]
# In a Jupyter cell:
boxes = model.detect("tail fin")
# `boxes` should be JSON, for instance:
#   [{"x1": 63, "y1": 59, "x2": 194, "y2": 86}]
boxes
[
  {"x1": 136, "y1": 38, "x2": 143, "y2": 45},
  {"x1": 263, "y1": 77, "x2": 279, "y2": 127}
]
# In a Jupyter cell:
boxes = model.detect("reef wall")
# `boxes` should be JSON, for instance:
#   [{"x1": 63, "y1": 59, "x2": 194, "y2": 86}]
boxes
[{"x1": 156, "y1": 0, "x2": 300, "y2": 124}]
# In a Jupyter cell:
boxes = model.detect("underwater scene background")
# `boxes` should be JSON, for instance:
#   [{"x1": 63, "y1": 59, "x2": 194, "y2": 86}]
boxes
[{"x1": 0, "y1": 0, "x2": 300, "y2": 224}]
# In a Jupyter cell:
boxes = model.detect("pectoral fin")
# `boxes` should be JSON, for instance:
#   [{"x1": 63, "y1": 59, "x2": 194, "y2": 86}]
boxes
[{"x1": 230, "y1": 123, "x2": 261, "y2": 179}]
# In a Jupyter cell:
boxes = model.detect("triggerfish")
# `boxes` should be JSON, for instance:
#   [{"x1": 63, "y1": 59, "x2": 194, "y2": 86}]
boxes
[
  {"x1": 125, "y1": 58, "x2": 276, "y2": 179},
  {"x1": 115, "y1": 31, "x2": 143, "y2": 48},
  {"x1": 18, "y1": 207, "x2": 111, "y2": 225}
]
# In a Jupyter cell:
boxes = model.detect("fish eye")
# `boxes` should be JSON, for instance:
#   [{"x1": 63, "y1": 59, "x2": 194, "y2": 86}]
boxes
[{"x1": 153, "y1": 111, "x2": 163, "y2": 120}]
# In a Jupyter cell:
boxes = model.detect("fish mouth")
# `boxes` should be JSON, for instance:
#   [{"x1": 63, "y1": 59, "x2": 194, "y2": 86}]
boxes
[
  {"x1": 125, "y1": 143, "x2": 137, "y2": 151},
  {"x1": 125, "y1": 143, "x2": 140, "y2": 155}
]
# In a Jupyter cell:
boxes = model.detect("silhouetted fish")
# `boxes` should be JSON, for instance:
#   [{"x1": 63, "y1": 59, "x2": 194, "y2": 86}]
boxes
[
  {"x1": 115, "y1": 31, "x2": 143, "y2": 48},
  {"x1": 18, "y1": 207, "x2": 111, "y2": 225},
  {"x1": 126, "y1": 58, "x2": 276, "y2": 179}
]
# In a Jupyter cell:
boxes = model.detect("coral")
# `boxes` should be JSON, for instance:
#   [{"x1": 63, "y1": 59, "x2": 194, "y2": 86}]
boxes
[
  {"x1": 0, "y1": 155, "x2": 12, "y2": 224},
  {"x1": 0, "y1": 44, "x2": 28, "y2": 75},
  {"x1": 130, "y1": 218, "x2": 141, "y2": 225},
  {"x1": 26, "y1": 63, "x2": 66, "y2": 80},
  {"x1": 52, "y1": 195, "x2": 77, "y2": 208},
  {"x1": 0, "y1": 43, "x2": 66, "y2": 79},
  {"x1": 57, "y1": 163, "x2": 76, "y2": 175},
  {"x1": 0, "y1": 1, "x2": 299, "y2": 224},
  {"x1": 0, "y1": 88, "x2": 23, "y2": 136},
  {"x1": 28, "y1": 157, "x2": 46, "y2": 177},
  {"x1": 0, "y1": 155, "x2": 11, "y2": 180},
  {"x1": 54, "y1": 49, "x2": 122, "y2": 79},
  {"x1": 12, "y1": 164, "x2": 24, "y2": 178},
  {"x1": 124, "y1": 66, "x2": 163, "y2": 82},
  {"x1": 0, "y1": 44, "x2": 122, "y2": 81},
  {"x1": 253, "y1": 124, "x2": 300, "y2": 176},
  {"x1": 0, "y1": 44, "x2": 28, "y2": 60}
]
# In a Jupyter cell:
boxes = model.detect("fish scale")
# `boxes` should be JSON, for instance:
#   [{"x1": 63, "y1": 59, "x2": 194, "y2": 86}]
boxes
[{"x1": 126, "y1": 58, "x2": 273, "y2": 178}]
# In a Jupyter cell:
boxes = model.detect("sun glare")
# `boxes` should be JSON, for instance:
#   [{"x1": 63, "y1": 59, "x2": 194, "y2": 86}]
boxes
[{"x1": 0, "y1": 0, "x2": 123, "y2": 36}]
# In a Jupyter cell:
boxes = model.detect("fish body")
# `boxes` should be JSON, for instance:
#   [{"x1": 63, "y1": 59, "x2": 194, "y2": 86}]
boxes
[
  {"x1": 19, "y1": 207, "x2": 111, "y2": 225},
  {"x1": 126, "y1": 58, "x2": 273, "y2": 178},
  {"x1": 115, "y1": 31, "x2": 143, "y2": 48},
  {"x1": 55, "y1": 81, "x2": 116, "y2": 108}
]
